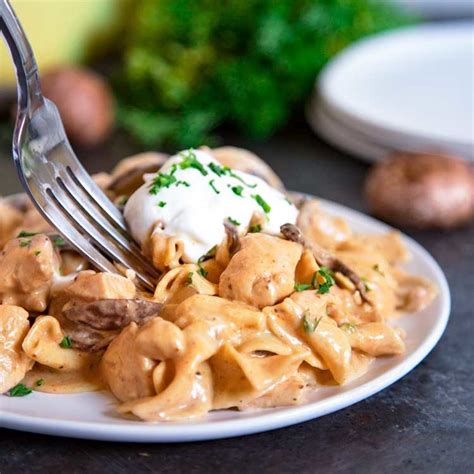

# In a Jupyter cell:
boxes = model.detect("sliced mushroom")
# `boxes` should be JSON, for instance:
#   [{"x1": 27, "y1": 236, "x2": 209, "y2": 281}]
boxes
[
  {"x1": 224, "y1": 220, "x2": 241, "y2": 256},
  {"x1": 280, "y1": 223, "x2": 370, "y2": 303},
  {"x1": 71, "y1": 333, "x2": 117, "y2": 353},
  {"x1": 63, "y1": 299, "x2": 163, "y2": 330},
  {"x1": 108, "y1": 152, "x2": 169, "y2": 196}
]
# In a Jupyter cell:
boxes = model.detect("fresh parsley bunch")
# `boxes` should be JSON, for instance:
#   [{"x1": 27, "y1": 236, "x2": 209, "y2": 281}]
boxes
[{"x1": 114, "y1": 0, "x2": 408, "y2": 148}]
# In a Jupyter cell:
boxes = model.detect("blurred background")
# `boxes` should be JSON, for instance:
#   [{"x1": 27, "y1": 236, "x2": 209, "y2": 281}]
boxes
[{"x1": 0, "y1": 0, "x2": 472, "y2": 230}]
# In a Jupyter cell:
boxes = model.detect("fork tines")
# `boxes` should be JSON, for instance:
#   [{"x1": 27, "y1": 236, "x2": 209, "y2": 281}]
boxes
[{"x1": 26, "y1": 141, "x2": 160, "y2": 292}]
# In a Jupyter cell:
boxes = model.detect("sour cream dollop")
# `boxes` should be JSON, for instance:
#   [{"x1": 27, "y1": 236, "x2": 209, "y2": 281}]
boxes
[{"x1": 124, "y1": 149, "x2": 298, "y2": 262}]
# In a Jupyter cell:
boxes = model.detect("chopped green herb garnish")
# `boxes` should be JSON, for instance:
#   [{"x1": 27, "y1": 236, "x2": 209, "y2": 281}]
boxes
[
  {"x1": 208, "y1": 162, "x2": 227, "y2": 177},
  {"x1": 34, "y1": 250, "x2": 41, "y2": 257},
  {"x1": 186, "y1": 271, "x2": 194, "y2": 287},
  {"x1": 252, "y1": 194, "x2": 271, "y2": 213},
  {"x1": 227, "y1": 217, "x2": 240, "y2": 226},
  {"x1": 249, "y1": 223, "x2": 262, "y2": 233},
  {"x1": 158, "y1": 201, "x2": 167, "y2": 208},
  {"x1": 373, "y1": 264, "x2": 384, "y2": 276},
  {"x1": 302, "y1": 314, "x2": 323, "y2": 334},
  {"x1": 340, "y1": 323, "x2": 357, "y2": 334},
  {"x1": 176, "y1": 180, "x2": 190, "y2": 187},
  {"x1": 209, "y1": 179, "x2": 220, "y2": 194},
  {"x1": 19, "y1": 239, "x2": 31, "y2": 248},
  {"x1": 315, "y1": 266, "x2": 335, "y2": 294},
  {"x1": 149, "y1": 172, "x2": 177, "y2": 195},
  {"x1": 9, "y1": 383, "x2": 32, "y2": 397},
  {"x1": 52, "y1": 236, "x2": 66, "y2": 247},
  {"x1": 197, "y1": 266, "x2": 208, "y2": 278},
  {"x1": 198, "y1": 245, "x2": 217, "y2": 263},
  {"x1": 229, "y1": 170, "x2": 257, "y2": 188},
  {"x1": 179, "y1": 149, "x2": 208, "y2": 176},
  {"x1": 118, "y1": 196, "x2": 129, "y2": 206},
  {"x1": 35, "y1": 379, "x2": 44, "y2": 387},
  {"x1": 231, "y1": 185, "x2": 244, "y2": 197},
  {"x1": 294, "y1": 283, "x2": 313, "y2": 292},
  {"x1": 59, "y1": 336, "x2": 72, "y2": 349},
  {"x1": 17, "y1": 230, "x2": 38, "y2": 238},
  {"x1": 361, "y1": 277, "x2": 372, "y2": 292}
]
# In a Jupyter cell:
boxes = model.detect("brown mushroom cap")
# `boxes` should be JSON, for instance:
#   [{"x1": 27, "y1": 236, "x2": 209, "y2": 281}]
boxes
[
  {"x1": 41, "y1": 67, "x2": 114, "y2": 147},
  {"x1": 365, "y1": 152, "x2": 474, "y2": 229}
]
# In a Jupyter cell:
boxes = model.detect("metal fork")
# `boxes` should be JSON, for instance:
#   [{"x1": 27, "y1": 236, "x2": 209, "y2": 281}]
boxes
[{"x1": 0, "y1": 0, "x2": 160, "y2": 291}]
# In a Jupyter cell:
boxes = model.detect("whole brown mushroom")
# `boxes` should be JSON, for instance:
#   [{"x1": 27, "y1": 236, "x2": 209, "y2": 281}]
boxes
[
  {"x1": 365, "y1": 152, "x2": 474, "y2": 229},
  {"x1": 41, "y1": 67, "x2": 114, "y2": 147}
]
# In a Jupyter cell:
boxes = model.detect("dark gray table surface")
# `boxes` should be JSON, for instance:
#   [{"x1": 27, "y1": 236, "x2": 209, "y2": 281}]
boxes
[{"x1": 0, "y1": 124, "x2": 472, "y2": 474}]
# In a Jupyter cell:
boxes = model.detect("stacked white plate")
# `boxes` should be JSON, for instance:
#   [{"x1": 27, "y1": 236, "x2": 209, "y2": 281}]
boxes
[{"x1": 308, "y1": 22, "x2": 474, "y2": 163}]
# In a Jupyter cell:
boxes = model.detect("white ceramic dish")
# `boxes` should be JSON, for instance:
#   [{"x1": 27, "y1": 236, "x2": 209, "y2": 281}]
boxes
[
  {"x1": 307, "y1": 100, "x2": 392, "y2": 162},
  {"x1": 0, "y1": 198, "x2": 450, "y2": 442},
  {"x1": 315, "y1": 22, "x2": 474, "y2": 161}
]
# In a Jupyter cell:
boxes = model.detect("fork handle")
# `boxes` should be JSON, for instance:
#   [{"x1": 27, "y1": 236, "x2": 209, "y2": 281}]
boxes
[{"x1": 0, "y1": 0, "x2": 43, "y2": 114}]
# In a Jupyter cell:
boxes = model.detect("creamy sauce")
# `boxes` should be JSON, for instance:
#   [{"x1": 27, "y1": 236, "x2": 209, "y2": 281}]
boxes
[{"x1": 124, "y1": 149, "x2": 298, "y2": 262}]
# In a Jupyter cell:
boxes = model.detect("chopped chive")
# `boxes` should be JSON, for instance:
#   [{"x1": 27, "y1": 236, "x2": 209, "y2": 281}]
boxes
[
  {"x1": 149, "y1": 172, "x2": 177, "y2": 195},
  {"x1": 209, "y1": 179, "x2": 220, "y2": 194},
  {"x1": 52, "y1": 236, "x2": 66, "y2": 247},
  {"x1": 252, "y1": 194, "x2": 271, "y2": 214},
  {"x1": 179, "y1": 149, "x2": 208, "y2": 176},
  {"x1": 9, "y1": 383, "x2": 32, "y2": 397},
  {"x1": 35, "y1": 379, "x2": 44, "y2": 387},
  {"x1": 249, "y1": 223, "x2": 262, "y2": 233},
  {"x1": 176, "y1": 180, "x2": 190, "y2": 187},
  {"x1": 118, "y1": 196, "x2": 129, "y2": 206},
  {"x1": 208, "y1": 162, "x2": 226, "y2": 177},
  {"x1": 340, "y1": 323, "x2": 357, "y2": 334},
  {"x1": 294, "y1": 283, "x2": 313, "y2": 292},
  {"x1": 19, "y1": 239, "x2": 31, "y2": 248},
  {"x1": 158, "y1": 201, "x2": 167, "y2": 208},
  {"x1": 373, "y1": 264, "x2": 385, "y2": 276},
  {"x1": 34, "y1": 250, "x2": 41, "y2": 257},
  {"x1": 186, "y1": 272, "x2": 194, "y2": 287},
  {"x1": 17, "y1": 230, "x2": 38, "y2": 238},
  {"x1": 198, "y1": 245, "x2": 217, "y2": 263},
  {"x1": 231, "y1": 185, "x2": 244, "y2": 197},
  {"x1": 59, "y1": 336, "x2": 72, "y2": 349},
  {"x1": 361, "y1": 277, "x2": 372, "y2": 292},
  {"x1": 302, "y1": 314, "x2": 323, "y2": 334},
  {"x1": 197, "y1": 266, "x2": 208, "y2": 278},
  {"x1": 229, "y1": 170, "x2": 257, "y2": 188},
  {"x1": 227, "y1": 217, "x2": 240, "y2": 226},
  {"x1": 315, "y1": 266, "x2": 335, "y2": 294}
]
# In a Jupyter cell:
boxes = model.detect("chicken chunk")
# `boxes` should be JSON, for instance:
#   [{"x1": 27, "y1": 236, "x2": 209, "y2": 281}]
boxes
[
  {"x1": 0, "y1": 201, "x2": 23, "y2": 249},
  {"x1": 50, "y1": 271, "x2": 137, "y2": 352},
  {"x1": 219, "y1": 233, "x2": 302, "y2": 308},
  {"x1": 62, "y1": 270, "x2": 136, "y2": 303},
  {"x1": 0, "y1": 235, "x2": 59, "y2": 312},
  {"x1": 0, "y1": 305, "x2": 33, "y2": 393}
]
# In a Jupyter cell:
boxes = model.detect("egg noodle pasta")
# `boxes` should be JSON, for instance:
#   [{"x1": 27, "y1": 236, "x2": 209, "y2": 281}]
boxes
[{"x1": 0, "y1": 147, "x2": 436, "y2": 421}]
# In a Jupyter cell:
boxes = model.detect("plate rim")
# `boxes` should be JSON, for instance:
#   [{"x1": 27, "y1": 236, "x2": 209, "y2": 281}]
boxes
[
  {"x1": 306, "y1": 99, "x2": 390, "y2": 163},
  {"x1": 0, "y1": 196, "x2": 451, "y2": 442}
]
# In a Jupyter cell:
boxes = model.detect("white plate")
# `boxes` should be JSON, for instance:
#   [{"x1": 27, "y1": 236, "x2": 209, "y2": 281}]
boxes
[
  {"x1": 0, "y1": 198, "x2": 450, "y2": 442},
  {"x1": 316, "y1": 22, "x2": 474, "y2": 161},
  {"x1": 388, "y1": 0, "x2": 474, "y2": 19},
  {"x1": 307, "y1": 100, "x2": 393, "y2": 162}
]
